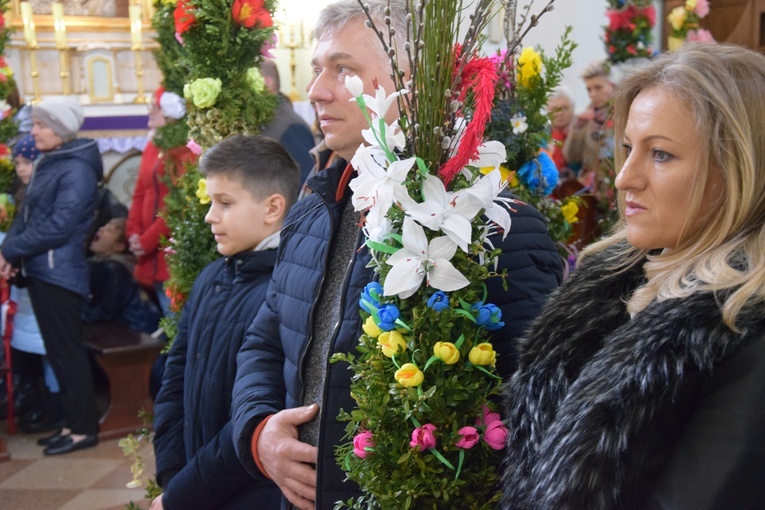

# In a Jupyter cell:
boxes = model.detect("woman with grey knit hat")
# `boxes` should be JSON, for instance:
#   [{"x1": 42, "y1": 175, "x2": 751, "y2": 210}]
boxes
[{"x1": 0, "y1": 96, "x2": 103, "y2": 455}]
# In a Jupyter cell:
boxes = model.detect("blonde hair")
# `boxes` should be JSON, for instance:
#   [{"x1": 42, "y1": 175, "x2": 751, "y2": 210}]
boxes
[
  {"x1": 584, "y1": 43, "x2": 765, "y2": 331},
  {"x1": 580, "y1": 59, "x2": 611, "y2": 80}
]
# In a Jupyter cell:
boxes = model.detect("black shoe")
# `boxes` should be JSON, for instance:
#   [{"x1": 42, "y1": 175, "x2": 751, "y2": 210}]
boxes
[
  {"x1": 36, "y1": 429, "x2": 64, "y2": 447},
  {"x1": 43, "y1": 434, "x2": 98, "y2": 455},
  {"x1": 18, "y1": 409, "x2": 65, "y2": 434}
]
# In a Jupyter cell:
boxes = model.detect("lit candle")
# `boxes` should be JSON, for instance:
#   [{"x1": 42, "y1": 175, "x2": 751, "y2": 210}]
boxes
[
  {"x1": 52, "y1": 2, "x2": 67, "y2": 50},
  {"x1": 20, "y1": 1, "x2": 37, "y2": 48},
  {"x1": 129, "y1": 4, "x2": 142, "y2": 49}
]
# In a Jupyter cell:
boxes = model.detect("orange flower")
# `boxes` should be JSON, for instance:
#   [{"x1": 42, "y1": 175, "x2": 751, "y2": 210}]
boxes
[
  {"x1": 232, "y1": 0, "x2": 273, "y2": 29},
  {"x1": 174, "y1": 0, "x2": 196, "y2": 35}
]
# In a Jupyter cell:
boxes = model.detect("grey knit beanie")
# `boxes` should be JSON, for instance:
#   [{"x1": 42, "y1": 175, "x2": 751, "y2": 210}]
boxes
[{"x1": 31, "y1": 96, "x2": 85, "y2": 141}]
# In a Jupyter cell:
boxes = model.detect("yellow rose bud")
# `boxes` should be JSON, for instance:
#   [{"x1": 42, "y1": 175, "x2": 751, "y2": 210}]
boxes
[
  {"x1": 394, "y1": 363, "x2": 424, "y2": 387},
  {"x1": 469, "y1": 343, "x2": 496, "y2": 366},
  {"x1": 684, "y1": 0, "x2": 697, "y2": 10},
  {"x1": 561, "y1": 201, "x2": 579, "y2": 224},
  {"x1": 433, "y1": 341, "x2": 460, "y2": 365},
  {"x1": 378, "y1": 331, "x2": 406, "y2": 357},
  {"x1": 362, "y1": 316, "x2": 382, "y2": 338}
]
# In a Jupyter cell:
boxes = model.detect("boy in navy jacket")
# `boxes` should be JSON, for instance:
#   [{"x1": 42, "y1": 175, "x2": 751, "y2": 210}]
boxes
[{"x1": 151, "y1": 135, "x2": 300, "y2": 510}]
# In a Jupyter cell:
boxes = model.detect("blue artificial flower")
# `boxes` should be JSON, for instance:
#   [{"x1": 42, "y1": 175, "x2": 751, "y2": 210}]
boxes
[
  {"x1": 471, "y1": 302, "x2": 505, "y2": 331},
  {"x1": 377, "y1": 304, "x2": 400, "y2": 331},
  {"x1": 359, "y1": 281, "x2": 383, "y2": 314},
  {"x1": 517, "y1": 152, "x2": 559, "y2": 196},
  {"x1": 426, "y1": 291, "x2": 450, "y2": 312}
]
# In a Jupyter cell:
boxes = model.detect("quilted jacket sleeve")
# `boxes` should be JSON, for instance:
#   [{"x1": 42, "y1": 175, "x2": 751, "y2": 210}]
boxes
[
  {"x1": 485, "y1": 200, "x2": 563, "y2": 378},
  {"x1": 231, "y1": 280, "x2": 288, "y2": 479},
  {"x1": 152, "y1": 302, "x2": 192, "y2": 487},
  {"x1": 1, "y1": 161, "x2": 97, "y2": 264}
]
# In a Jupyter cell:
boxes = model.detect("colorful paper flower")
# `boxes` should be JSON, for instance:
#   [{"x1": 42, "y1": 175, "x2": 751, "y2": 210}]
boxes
[
  {"x1": 468, "y1": 343, "x2": 496, "y2": 366},
  {"x1": 483, "y1": 420, "x2": 508, "y2": 450},
  {"x1": 426, "y1": 291, "x2": 450, "y2": 312},
  {"x1": 376, "y1": 303, "x2": 400, "y2": 331},
  {"x1": 188, "y1": 78, "x2": 222, "y2": 109},
  {"x1": 471, "y1": 302, "x2": 505, "y2": 331},
  {"x1": 378, "y1": 331, "x2": 407, "y2": 357},
  {"x1": 561, "y1": 201, "x2": 580, "y2": 224},
  {"x1": 173, "y1": 0, "x2": 196, "y2": 35},
  {"x1": 394, "y1": 363, "x2": 425, "y2": 387},
  {"x1": 196, "y1": 178, "x2": 210, "y2": 204},
  {"x1": 433, "y1": 341, "x2": 460, "y2": 365},
  {"x1": 516, "y1": 47, "x2": 542, "y2": 88},
  {"x1": 455, "y1": 426, "x2": 480, "y2": 449},
  {"x1": 232, "y1": 0, "x2": 273, "y2": 29},
  {"x1": 410, "y1": 424, "x2": 438, "y2": 451},
  {"x1": 362, "y1": 316, "x2": 382, "y2": 338},
  {"x1": 353, "y1": 430, "x2": 375, "y2": 458},
  {"x1": 383, "y1": 219, "x2": 470, "y2": 299}
]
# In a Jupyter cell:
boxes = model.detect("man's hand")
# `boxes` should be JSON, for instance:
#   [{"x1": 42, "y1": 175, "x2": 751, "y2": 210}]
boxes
[
  {"x1": 257, "y1": 405, "x2": 319, "y2": 510},
  {"x1": 149, "y1": 494, "x2": 164, "y2": 510},
  {"x1": 128, "y1": 234, "x2": 146, "y2": 257}
]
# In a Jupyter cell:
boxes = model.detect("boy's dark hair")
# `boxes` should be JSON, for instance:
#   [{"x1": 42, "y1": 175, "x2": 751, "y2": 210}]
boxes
[{"x1": 199, "y1": 135, "x2": 301, "y2": 211}]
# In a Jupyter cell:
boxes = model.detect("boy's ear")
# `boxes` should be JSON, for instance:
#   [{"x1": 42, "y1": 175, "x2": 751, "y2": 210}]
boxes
[{"x1": 263, "y1": 193, "x2": 287, "y2": 225}]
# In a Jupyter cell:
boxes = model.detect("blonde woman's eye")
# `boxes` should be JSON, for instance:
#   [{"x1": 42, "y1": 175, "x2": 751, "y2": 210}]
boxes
[{"x1": 652, "y1": 149, "x2": 672, "y2": 162}]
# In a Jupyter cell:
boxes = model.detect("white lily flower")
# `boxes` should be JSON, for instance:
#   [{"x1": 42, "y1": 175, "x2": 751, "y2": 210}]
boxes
[
  {"x1": 468, "y1": 140, "x2": 507, "y2": 174},
  {"x1": 464, "y1": 169, "x2": 514, "y2": 240},
  {"x1": 383, "y1": 218, "x2": 470, "y2": 299},
  {"x1": 349, "y1": 145, "x2": 416, "y2": 223},
  {"x1": 345, "y1": 75, "x2": 364, "y2": 97},
  {"x1": 511, "y1": 115, "x2": 528, "y2": 135},
  {"x1": 362, "y1": 118, "x2": 407, "y2": 152},
  {"x1": 406, "y1": 174, "x2": 484, "y2": 252},
  {"x1": 362, "y1": 85, "x2": 409, "y2": 119}
]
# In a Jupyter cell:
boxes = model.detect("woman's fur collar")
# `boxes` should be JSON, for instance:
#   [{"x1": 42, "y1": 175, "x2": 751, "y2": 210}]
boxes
[{"x1": 501, "y1": 242, "x2": 764, "y2": 509}]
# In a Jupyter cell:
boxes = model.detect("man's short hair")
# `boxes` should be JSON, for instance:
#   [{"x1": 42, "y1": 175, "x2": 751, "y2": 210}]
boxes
[
  {"x1": 199, "y1": 135, "x2": 301, "y2": 212},
  {"x1": 313, "y1": 0, "x2": 408, "y2": 69},
  {"x1": 580, "y1": 60, "x2": 611, "y2": 80}
]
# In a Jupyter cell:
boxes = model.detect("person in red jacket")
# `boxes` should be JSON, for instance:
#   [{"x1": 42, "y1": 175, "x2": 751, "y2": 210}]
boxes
[{"x1": 126, "y1": 88, "x2": 196, "y2": 314}]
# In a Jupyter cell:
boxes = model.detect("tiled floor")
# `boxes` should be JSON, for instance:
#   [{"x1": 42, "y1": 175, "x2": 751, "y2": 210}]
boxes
[{"x1": 0, "y1": 422, "x2": 156, "y2": 510}]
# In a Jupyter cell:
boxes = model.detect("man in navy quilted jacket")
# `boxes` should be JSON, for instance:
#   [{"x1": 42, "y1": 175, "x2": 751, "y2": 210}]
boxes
[{"x1": 231, "y1": 1, "x2": 564, "y2": 508}]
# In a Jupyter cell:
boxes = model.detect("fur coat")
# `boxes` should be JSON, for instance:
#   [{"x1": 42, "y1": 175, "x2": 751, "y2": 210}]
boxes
[{"x1": 501, "y1": 242, "x2": 765, "y2": 510}]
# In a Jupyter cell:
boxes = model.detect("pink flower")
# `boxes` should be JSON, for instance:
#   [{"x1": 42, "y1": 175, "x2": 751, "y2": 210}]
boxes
[
  {"x1": 687, "y1": 28, "x2": 715, "y2": 43},
  {"x1": 175, "y1": 32, "x2": 184, "y2": 45},
  {"x1": 410, "y1": 424, "x2": 437, "y2": 452},
  {"x1": 483, "y1": 420, "x2": 509, "y2": 450},
  {"x1": 186, "y1": 139, "x2": 203, "y2": 155},
  {"x1": 353, "y1": 430, "x2": 374, "y2": 458},
  {"x1": 455, "y1": 426, "x2": 480, "y2": 449},
  {"x1": 476, "y1": 405, "x2": 501, "y2": 428},
  {"x1": 694, "y1": 0, "x2": 710, "y2": 18},
  {"x1": 261, "y1": 32, "x2": 277, "y2": 59}
]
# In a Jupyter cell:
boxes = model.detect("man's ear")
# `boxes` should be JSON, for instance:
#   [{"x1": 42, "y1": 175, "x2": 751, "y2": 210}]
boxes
[{"x1": 263, "y1": 193, "x2": 287, "y2": 225}]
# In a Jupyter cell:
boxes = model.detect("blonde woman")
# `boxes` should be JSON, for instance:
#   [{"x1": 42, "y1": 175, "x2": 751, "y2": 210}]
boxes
[{"x1": 501, "y1": 43, "x2": 765, "y2": 509}]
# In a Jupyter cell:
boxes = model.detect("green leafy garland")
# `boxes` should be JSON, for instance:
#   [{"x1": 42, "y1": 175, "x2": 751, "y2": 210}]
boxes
[
  {"x1": 174, "y1": 0, "x2": 277, "y2": 149},
  {"x1": 151, "y1": 0, "x2": 191, "y2": 151},
  {"x1": 0, "y1": 0, "x2": 17, "y2": 231},
  {"x1": 603, "y1": 0, "x2": 656, "y2": 64}
]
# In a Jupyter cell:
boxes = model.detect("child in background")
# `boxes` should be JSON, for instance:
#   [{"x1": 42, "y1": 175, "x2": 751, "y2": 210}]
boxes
[
  {"x1": 151, "y1": 135, "x2": 300, "y2": 510},
  {"x1": 2, "y1": 135, "x2": 63, "y2": 434},
  {"x1": 82, "y1": 218, "x2": 162, "y2": 333}
]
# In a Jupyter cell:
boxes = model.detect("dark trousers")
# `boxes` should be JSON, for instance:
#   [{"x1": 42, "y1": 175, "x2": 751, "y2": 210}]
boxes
[{"x1": 27, "y1": 278, "x2": 98, "y2": 435}]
